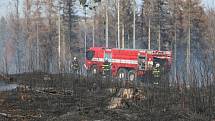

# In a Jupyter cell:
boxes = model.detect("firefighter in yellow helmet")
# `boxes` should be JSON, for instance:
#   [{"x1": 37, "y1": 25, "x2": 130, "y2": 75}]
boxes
[
  {"x1": 152, "y1": 63, "x2": 161, "y2": 85},
  {"x1": 102, "y1": 59, "x2": 111, "y2": 76},
  {"x1": 72, "y1": 57, "x2": 80, "y2": 74}
]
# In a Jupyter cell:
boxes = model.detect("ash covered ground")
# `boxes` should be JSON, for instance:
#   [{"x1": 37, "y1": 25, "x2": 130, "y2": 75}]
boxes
[{"x1": 0, "y1": 74, "x2": 213, "y2": 121}]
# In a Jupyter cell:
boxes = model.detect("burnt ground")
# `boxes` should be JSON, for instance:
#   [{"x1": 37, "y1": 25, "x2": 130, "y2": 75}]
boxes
[
  {"x1": 0, "y1": 74, "x2": 135, "y2": 121},
  {"x1": 0, "y1": 74, "x2": 214, "y2": 121}
]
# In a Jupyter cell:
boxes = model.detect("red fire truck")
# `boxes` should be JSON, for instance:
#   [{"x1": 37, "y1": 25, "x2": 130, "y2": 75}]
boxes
[{"x1": 85, "y1": 47, "x2": 172, "y2": 81}]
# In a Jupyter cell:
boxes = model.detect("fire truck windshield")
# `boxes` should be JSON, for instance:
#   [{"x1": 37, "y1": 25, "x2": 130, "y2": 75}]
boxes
[{"x1": 86, "y1": 50, "x2": 95, "y2": 60}]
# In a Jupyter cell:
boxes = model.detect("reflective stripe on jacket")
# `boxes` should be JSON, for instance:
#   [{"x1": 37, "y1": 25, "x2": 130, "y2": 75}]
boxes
[
  {"x1": 102, "y1": 63, "x2": 111, "y2": 71},
  {"x1": 152, "y1": 68, "x2": 160, "y2": 78},
  {"x1": 72, "y1": 61, "x2": 79, "y2": 69}
]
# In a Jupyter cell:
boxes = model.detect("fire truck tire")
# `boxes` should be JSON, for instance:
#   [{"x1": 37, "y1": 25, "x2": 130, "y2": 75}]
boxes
[
  {"x1": 90, "y1": 65, "x2": 98, "y2": 75},
  {"x1": 128, "y1": 70, "x2": 136, "y2": 82},
  {"x1": 117, "y1": 68, "x2": 128, "y2": 81}
]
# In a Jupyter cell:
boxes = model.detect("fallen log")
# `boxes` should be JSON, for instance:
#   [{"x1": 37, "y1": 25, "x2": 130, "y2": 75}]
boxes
[
  {"x1": 0, "y1": 112, "x2": 41, "y2": 118},
  {"x1": 0, "y1": 112, "x2": 11, "y2": 118}
]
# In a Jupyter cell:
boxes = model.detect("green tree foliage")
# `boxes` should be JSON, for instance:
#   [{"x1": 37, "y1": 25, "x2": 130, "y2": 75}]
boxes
[
  {"x1": 94, "y1": 0, "x2": 101, "y2": 3},
  {"x1": 79, "y1": 0, "x2": 87, "y2": 6},
  {"x1": 0, "y1": 0, "x2": 212, "y2": 73},
  {"x1": 61, "y1": 0, "x2": 79, "y2": 53}
]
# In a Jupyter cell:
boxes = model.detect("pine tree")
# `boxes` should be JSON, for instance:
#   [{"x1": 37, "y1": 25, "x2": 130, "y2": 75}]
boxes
[{"x1": 62, "y1": 0, "x2": 78, "y2": 54}]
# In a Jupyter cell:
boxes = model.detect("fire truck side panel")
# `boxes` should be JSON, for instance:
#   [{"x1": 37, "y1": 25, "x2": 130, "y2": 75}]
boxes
[
  {"x1": 86, "y1": 47, "x2": 172, "y2": 78},
  {"x1": 111, "y1": 49, "x2": 140, "y2": 76}
]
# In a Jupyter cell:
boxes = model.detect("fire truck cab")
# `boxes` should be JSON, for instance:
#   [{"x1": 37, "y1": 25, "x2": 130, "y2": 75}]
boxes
[{"x1": 86, "y1": 47, "x2": 172, "y2": 82}]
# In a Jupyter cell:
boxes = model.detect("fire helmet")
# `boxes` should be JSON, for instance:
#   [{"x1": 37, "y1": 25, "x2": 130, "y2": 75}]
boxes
[
  {"x1": 156, "y1": 63, "x2": 160, "y2": 68},
  {"x1": 74, "y1": 57, "x2": 77, "y2": 60}
]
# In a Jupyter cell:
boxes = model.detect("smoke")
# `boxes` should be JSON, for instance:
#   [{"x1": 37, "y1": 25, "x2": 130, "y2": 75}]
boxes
[{"x1": 4, "y1": 39, "x2": 15, "y2": 64}]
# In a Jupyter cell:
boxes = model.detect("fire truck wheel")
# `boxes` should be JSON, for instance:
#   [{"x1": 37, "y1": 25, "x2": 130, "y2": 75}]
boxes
[
  {"x1": 91, "y1": 65, "x2": 98, "y2": 75},
  {"x1": 128, "y1": 70, "x2": 136, "y2": 82},
  {"x1": 117, "y1": 68, "x2": 128, "y2": 81}
]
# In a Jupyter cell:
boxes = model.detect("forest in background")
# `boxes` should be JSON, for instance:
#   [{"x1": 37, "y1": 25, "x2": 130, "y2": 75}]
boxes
[{"x1": 1, "y1": 1, "x2": 215, "y2": 120}]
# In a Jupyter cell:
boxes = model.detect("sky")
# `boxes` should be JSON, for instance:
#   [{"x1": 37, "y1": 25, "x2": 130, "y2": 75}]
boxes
[
  {"x1": 202, "y1": 0, "x2": 215, "y2": 8},
  {"x1": 0, "y1": 0, "x2": 214, "y2": 17},
  {"x1": 0, "y1": 0, "x2": 10, "y2": 17}
]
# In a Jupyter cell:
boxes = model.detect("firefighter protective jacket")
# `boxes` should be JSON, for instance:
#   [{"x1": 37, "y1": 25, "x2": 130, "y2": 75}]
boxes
[
  {"x1": 102, "y1": 61, "x2": 111, "y2": 71},
  {"x1": 152, "y1": 67, "x2": 161, "y2": 78},
  {"x1": 72, "y1": 60, "x2": 79, "y2": 70}
]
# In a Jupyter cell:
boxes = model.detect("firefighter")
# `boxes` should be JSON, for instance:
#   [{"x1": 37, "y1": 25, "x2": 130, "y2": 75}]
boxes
[
  {"x1": 102, "y1": 59, "x2": 111, "y2": 76},
  {"x1": 72, "y1": 57, "x2": 80, "y2": 74},
  {"x1": 152, "y1": 63, "x2": 161, "y2": 85}
]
